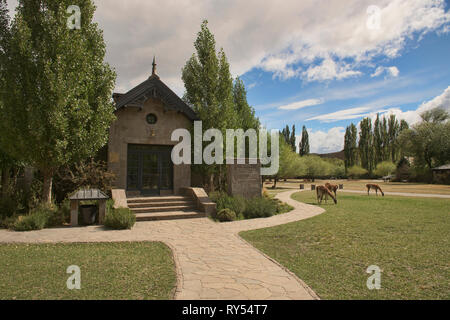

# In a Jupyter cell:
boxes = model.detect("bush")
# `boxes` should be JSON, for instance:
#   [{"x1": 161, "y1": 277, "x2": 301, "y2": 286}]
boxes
[
  {"x1": 53, "y1": 159, "x2": 115, "y2": 204},
  {"x1": 216, "y1": 208, "x2": 237, "y2": 222},
  {"x1": 275, "y1": 200, "x2": 294, "y2": 214},
  {"x1": 104, "y1": 208, "x2": 136, "y2": 230},
  {"x1": 0, "y1": 197, "x2": 19, "y2": 219},
  {"x1": 347, "y1": 165, "x2": 368, "y2": 179},
  {"x1": 11, "y1": 210, "x2": 49, "y2": 231},
  {"x1": 374, "y1": 161, "x2": 396, "y2": 177},
  {"x1": 243, "y1": 196, "x2": 277, "y2": 219}
]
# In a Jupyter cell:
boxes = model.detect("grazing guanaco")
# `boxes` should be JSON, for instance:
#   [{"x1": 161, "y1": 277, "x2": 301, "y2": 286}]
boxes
[
  {"x1": 325, "y1": 182, "x2": 338, "y2": 197},
  {"x1": 366, "y1": 184, "x2": 385, "y2": 196},
  {"x1": 317, "y1": 185, "x2": 337, "y2": 204}
]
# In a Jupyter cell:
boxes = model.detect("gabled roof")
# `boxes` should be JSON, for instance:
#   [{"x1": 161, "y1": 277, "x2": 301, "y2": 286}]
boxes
[{"x1": 113, "y1": 74, "x2": 198, "y2": 121}]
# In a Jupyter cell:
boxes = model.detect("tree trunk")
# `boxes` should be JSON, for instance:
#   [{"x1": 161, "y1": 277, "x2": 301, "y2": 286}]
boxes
[
  {"x1": 1, "y1": 166, "x2": 10, "y2": 200},
  {"x1": 209, "y1": 173, "x2": 215, "y2": 193},
  {"x1": 42, "y1": 170, "x2": 54, "y2": 204}
]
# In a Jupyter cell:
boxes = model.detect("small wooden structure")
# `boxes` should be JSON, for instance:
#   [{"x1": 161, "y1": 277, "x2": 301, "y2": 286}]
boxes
[{"x1": 69, "y1": 189, "x2": 109, "y2": 227}]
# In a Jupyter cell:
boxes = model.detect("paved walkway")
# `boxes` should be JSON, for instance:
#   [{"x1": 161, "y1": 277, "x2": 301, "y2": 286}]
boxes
[{"x1": 0, "y1": 190, "x2": 324, "y2": 300}]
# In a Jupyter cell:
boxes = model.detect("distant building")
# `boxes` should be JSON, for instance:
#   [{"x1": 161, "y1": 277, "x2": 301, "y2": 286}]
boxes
[{"x1": 432, "y1": 164, "x2": 450, "y2": 185}]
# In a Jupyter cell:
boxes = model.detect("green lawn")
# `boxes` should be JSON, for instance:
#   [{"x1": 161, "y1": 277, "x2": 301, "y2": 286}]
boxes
[
  {"x1": 0, "y1": 242, "x2": 177, "y2": 300},
  {"x1": 241, "y1": 191, "x2": 450, "y2": 300}
]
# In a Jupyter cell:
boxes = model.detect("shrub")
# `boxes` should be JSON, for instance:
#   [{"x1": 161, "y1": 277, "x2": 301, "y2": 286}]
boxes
[
  {"x1": 275, "y1": 200, "x2": 294, "y2": 214},
  {"x1": 374, "y1": 161, "x2": 396, "y2": 177},
  {"x1": 104, "y1": 208, "x2": 135, "y2": 230},
  {"x1": 212, "y1": 192, "x2": 246, "y2": 216},
  {"x1": 243, "y1": 196, "x2": 277, "y2": 219},
  {"x1": 53, "y1": 159, "x2": 115, "y2": 204},
  {"x1": 347, "y1": 165, "x2": 368, "y2": 179},
  {"x1": 216, "y1": 208, "x2": 237, "y2": 222},
  {"x1": 0, "y1": 197, "x2": 19, "y2": 219},
  {"x1": 11, "y1": 210, "x2": 49, "y2": 231}
]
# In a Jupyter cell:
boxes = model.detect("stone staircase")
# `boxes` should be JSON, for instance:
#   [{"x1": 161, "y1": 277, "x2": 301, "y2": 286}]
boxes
[{"x1": 127, "y1": 195, "x2": 206, "y2": 221}]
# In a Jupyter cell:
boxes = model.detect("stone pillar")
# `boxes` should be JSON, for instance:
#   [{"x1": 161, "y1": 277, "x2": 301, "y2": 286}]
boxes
[
  {"x1": 70, "y1": 200, "x2": 79, "y2": 227},
  {"x1": 98, "y1": 199, "x2": 106, "y2": 224},
  {"x1": 226, "y1": 159, "x2": 262, "y2": 198}
]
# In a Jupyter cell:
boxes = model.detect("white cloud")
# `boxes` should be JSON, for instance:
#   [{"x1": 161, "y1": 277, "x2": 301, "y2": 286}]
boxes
[
  {"x1": 371, "y1": 66, "x2": 400, "y2": 78},
  {"x1": 278, "y1": 98, "x2": 323, "y2": 110},
  {"x1": 7, "y1": 0, "x2": 448, "y2": 93},
  {"x1": 308, "y1": 86, "x2": 450, "y2": 153},
  {"x1": 307, "y1": 107, "x2": 373, "y2": 122},
  {"x1": 302, "y1": 58, "x2": 362, "y2": 82},
  {"x1": 296, "y1": 127, "x2": 346, "y2": 154}
]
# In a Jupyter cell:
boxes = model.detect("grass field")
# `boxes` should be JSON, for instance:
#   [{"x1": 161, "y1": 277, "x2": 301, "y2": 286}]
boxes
[
  {"x1": 264, "y1": 179, "x2": 450, "y2": 195},
  {"x1": 241, "y1": 191, "x2": 450, "y2": 299},
  {"x1": 0, "y1": 242, "x2": 177, "y2": 300}
]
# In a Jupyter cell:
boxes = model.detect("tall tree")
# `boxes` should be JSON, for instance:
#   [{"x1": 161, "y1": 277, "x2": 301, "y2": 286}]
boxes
[
  {"x1": 281, "y1": 125, "x2": 291, "y2": 146},
  {"x1": 344, "y1": 123, "x2": 358, "y2": 171},
  {"x1": 399, "y1": 108, "x2": 450, "y2": 172},
  {"x1": 299, "y1": 126, "x2": 310, "y2": 156},
  {"x1": 359, "y1": 117, "x2": 374, "y2": 174},
  {"x1": 0, "y1": 0, "x2": 116, "y2": 203},
  {"x1": 233, "y1": 77, "x2": 259, "y2": 131},
  {"x1": 373, "y1": 114, "x2": 383, "y2": 164},
  {"x1": 183, "y1": 20, "x2": 253, "y2": 190},
  {"x1": 290, "y1": 124, "x2": 296, "y2": 151},
  {"x1": 387, "y1": 114, "x2": 400, "y2": 163}
]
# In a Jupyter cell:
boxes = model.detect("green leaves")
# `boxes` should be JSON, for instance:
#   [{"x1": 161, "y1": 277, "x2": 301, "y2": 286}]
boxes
[{"x1": 0, "y1": 0, "x2": 116, "y2": 202}]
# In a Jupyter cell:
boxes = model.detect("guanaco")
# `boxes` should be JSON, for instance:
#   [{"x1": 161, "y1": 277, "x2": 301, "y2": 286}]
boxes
[
  {"x1": 366, "y1": 184, "x2": 385, "y2": 196},
  {"x1": 325, "y1": 182, "x2": 338, "y2": 197},
  {"x1": 317, "y1": 185, "x2": 337, "y2": 204}
]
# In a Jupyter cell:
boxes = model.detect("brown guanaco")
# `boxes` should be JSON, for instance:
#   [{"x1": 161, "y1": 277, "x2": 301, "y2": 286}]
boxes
[
  {"x1": 325, "y1": 182, "x2": 338, "y2": 197},
  {"x1": 317, "y1": 185, "x2": 337, "y2": 204},
  {"x1": 366, "y1": 184, "x2": 385, "y2": 196}
]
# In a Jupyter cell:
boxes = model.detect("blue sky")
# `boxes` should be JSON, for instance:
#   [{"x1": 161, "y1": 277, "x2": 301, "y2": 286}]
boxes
[{"x1": 7, "y1": 0, "x2": 450, "y2": 153}]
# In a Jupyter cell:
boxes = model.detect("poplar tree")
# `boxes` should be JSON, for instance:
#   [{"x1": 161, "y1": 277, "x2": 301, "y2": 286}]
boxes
[
  {"x1": 182, "y1": 20, "x2": 258, "y2": 190},
  {"x1": 359, "y1": 117, "x2": 374, "y2": 174},
  {"x1": 373, "y1": 114, "x2": 383, "y2": 164},
  {"x1": 344, "y1": 123, "x2": 358, "y2": 170},
  {"x1": 233, "y1": 77, "x2": 259, "y2": 131},
  {"x1": 299, "y1": 126, "x2": 310, "y2": 156},
  {"x1": 290, "y1": 125, "x2": 296, "y2": 151},
  {"x1": 0, "y1": 0, "x2": 116, "y2": 203}
]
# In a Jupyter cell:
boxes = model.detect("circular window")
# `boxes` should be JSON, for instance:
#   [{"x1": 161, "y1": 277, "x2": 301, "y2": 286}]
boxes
[{"x1": 146, "y1": 113, "x2": 158, "y2": 125}]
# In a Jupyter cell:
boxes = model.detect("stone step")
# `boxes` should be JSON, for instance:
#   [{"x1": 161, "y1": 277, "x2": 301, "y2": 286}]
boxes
[
  {"x1": 127, "y1": 196, "x2": 191, "y2": 204},
  {"x1": 128, "y1": 201, "x2": 195, "y2": 208},
  {"x1": 135, "y1": 211, "x2": 206, "y2": 221},
  {"x1": 130, "y1": 205, "x2": 197, "y2": 214}
]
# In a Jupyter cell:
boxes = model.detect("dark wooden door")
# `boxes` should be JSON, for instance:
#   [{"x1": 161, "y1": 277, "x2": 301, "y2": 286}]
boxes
[{"x1": 127, "y1": 145, "x2": 173, "y2": 195}]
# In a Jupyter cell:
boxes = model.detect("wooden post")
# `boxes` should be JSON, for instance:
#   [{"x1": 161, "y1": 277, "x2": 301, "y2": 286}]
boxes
[
  {"x1": 70, "y1": 200, "x2": 79, "y2": 227},
  {"x1": 98, "y1": 199, "x2": 106, "y2": 225}
]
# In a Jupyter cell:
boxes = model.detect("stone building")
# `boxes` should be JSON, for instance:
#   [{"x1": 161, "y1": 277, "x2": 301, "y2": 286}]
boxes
[{"x1": 108, "y1": 59, "x2": 198, "y2": 196}]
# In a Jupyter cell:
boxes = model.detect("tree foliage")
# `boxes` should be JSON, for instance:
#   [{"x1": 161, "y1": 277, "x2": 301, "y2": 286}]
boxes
[
  {"x1": 182, "y1": 20, "x2": 259, "y2": 190},
  {"x1": 399, "y1": 107, "x2": 450, "y2": 172},
  {"x1": 299, "y1": 125, "x2": 310, "y2": 156},
  {"x1": 0, "y1": 0, "x2": 116, "y2": 203}
]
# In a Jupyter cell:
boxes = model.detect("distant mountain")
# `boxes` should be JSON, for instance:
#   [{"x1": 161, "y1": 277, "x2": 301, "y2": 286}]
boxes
[{"x1": 312, "y1": 150, "x2": 345, "y2": 161}]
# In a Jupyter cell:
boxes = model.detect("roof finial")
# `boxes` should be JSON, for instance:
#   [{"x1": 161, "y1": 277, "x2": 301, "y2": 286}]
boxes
[{"x1": 152, "y1": 56, "x2": 157, "y2": 76}]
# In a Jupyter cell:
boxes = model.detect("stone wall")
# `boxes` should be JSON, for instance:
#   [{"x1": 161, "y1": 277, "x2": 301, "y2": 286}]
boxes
[
  {"x1": 108, "y1": 98, "x2": 192, "y2": 195},
  {"x1": 226, "y1": 160, "x2": 262, "y2": 199}
]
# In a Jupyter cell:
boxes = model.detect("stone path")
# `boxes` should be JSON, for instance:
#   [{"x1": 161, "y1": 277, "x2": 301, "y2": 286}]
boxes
[{"x1": 0, "y1": 190, "x2": 324, "y2": 300}]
